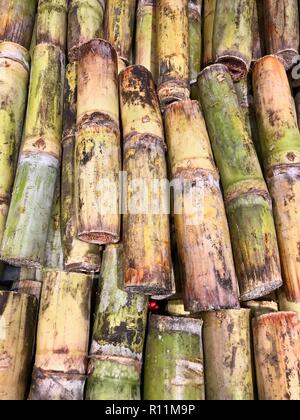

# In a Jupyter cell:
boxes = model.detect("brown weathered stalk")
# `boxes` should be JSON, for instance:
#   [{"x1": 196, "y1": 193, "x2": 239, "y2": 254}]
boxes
[
  {"x1": 119, "y1": 65, "x2": 173, "y2": 296},
  {"x1": 264, "y1": 0, "x2": 300, "y2": 70},
  {"x1": 253, "y1": 312, "x2": 300, "y2": 400},
  {"x1": 76, "y1": 39, "x2": 121, "y2": 245}
]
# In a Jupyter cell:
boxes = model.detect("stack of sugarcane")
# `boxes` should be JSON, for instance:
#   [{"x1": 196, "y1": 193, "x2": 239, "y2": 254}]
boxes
[{"x1": 1, "y1": 0, "x2": 300, "y2": 402}]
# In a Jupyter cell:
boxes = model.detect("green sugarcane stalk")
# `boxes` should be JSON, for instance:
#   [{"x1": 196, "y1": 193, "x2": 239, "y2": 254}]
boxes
[
  {"x1": 0, "y1": 2, "x2": 67, "y2": 267},
  {"x1": 67, "y1": 0, "x2": 105, "y2": 63},
  {"x1": 61, "y1": 63, "x2": 101, "y2": 273},
  {"x1": 144, "y1": 315, "x2": 204, "y2": 400},
  {"x1": 198, "y1": 64, "x2": 282, "y2": 301},
  {"x1": 213, "y1": 0, "x2": 255, "y2": 81},
  {"x1": 202, "y1": 0, "x2": 216, "y2": 68},
  {"x1": 0, "y1": 0, "x2": 38, "y2": 49},
  {"x1": 44, "y1": 180, "x2": 64, "y2": 270},
  {"x1": 36, "y1": 0, "x2": 68, "y2": 51},
  {"x1": 0, "y1": 43, "x2": 30, "y2": 248},
  {"x1": 86, "y1": 244, "x2": 148, "y2": 400},
  {"x1": 189, "y1": 0, "x2": 202, "y2": 95}
]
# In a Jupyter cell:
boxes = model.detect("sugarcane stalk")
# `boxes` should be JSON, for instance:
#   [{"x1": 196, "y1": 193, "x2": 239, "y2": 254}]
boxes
[
  {"x1": 0, "y1": 44, "x2": 65, "y2": 267},
  {"x1": 157, "y1": 0, "x2": 190, "y2": 108},
  {"x1": 202, "y1": 309, "x2": 254, "y2": 400},
  {"x1": 30, "y1": 369, "x2": 86, "y2": 401},
  {"x1": 119, "y1": 65, "x2": 172, "y2": 296},
  {"x1": 144, "y1": 315, "x2": 204, "y2": 400},
  {"x1": 198, "y1": 64, "x2": 282, "y2": 301},
  {"x1": 76, "y1": 39, "x2": 121, "y2": 245},
  {"x1": 264, "y1": 0, "x2": 300, "y2": 70},
  {"x1": 213, "y1": 0, "x2": 255, "y2": 81},
  {"x1": 243, "y1": 300, "x2": 278, "y2": 318},
  {"x1": 165, "y1": 99, "x2": 240, "y2": 312},
  {"x1": 29, "y1": 270, "x2": 92, "y2": 400},
  {"x1": 0, "y1": 0, "x2": 38, "y2": 49},
  {"x1": 189, "y1": 0, "x2": 202, "y2": 88},
  {"x1": 253, "y1": 312, "x2": 300, "y2": 400},
  {"x1": 234, "y1": 77, "x2": 264, "y2": 165},
  {"x1": 29, "y1": 14, "x2": 37, "y2": 58},
  {"x1": 44, "y1": 181, "x2": 64, "y2": 270},
  {"x1": 278, "y1": 288, "x2": 300, "y2": 316},
  {"x1": 0, "y1": 291, "x2": 38, "y2": 400},
  {"x1": 167, "y1": 299, "x2": 192, "y2": 317},
  {"x1": 86, "y1": 244, "x2": 148, "y2": 400},
  {"x1": 0, "y1": 1, "x2": 66, "y2": 267},
  {"x1": 11, "y1": 267, "x2": 42, "y2": 301},
  {"x1": 253, "y1": 55, "x2": 300, "y2": 302},
  {"x1": 0, "y1": 43, "x2": 30, "y2": 247},
  {"x1": 34, "y1": 270, "x2": 92, "y2": 373},
  {"x1": 62, "y1": 63, "x2": 101, "y2": 272},
  {"x1": 252, "y1": 0, "x2": 265, "y2": 64},
  {"x1": 67, "y1": 0, "x2": 105, "y2": 63},
  {"x1": 135, "y1": 0, "x2": 157, "y2": 80},
  {"x1": 36, "y1": 0, "x2": 68, "y2": 51},
  {"x1": 104, "y1": 0, "x2": 137, "y2": 71},
  {"x1": 202, "y1": 0, "x2": 216, "y2": 68}
]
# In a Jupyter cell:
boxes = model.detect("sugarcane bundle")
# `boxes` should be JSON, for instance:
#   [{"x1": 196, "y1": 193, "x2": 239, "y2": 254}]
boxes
[
  {"x1": 157, "y1": 0, "x2": 190, "y2": 108},
  {"x1": 67, "y1": 0, "x2": 105, "y2": 63},
  {"x1": 28, "y1": 270, "x2": 92, "y2": 400},
  {"x1": 0, "y1": 0, "x2": 38, "y2": 49},
  {"x1": 253, "y1": 55, "x2": 300, "y2": 303},
  {"x1": 252, "y1": 0, "x2": 265, "y2": 64},
  {"x1": 0, "y1": 0, "x2": 67, "y2": 267},
  {"x1": 164, "y1": 99, "x2": 240, "y2": 312},
  {"x1": 278, "y1": 288, "x2": 300, "y2": 316},
  {"x1": 86, "y1": 245, "x2": 148, "y2": 400},
  {"x1": 188, "y1": 0, "x2": 202, "y2": 96},
  {"x1": 202, "y1": 309, "x2": 254, "y2": 400},
  {"x1": 61, "y1": 62, "x2": 101, "y2": 272},
  {"x1": 0, "y1": 291, "x2": 38, "y2": 400},
  {"x1": 202, "y1": 0, "x2": 216, "y2": 68},
  {"x1": 119, "y1": 65, "x2": 172, "y2": 296},
  {"x1": 144, "y1": 315, "x2": 204, "y2": 400},
  {"x1": 104, "y1": 0, "x2": 137, "y2": 72},
  {"x1": 253, "y1": 312, "x2": 300, "y2": 400},
  {"x1": 135, "y1": 0, "x2": 157, "y2": 79},
  {"x1": 11, "y1": 268, "x2": 42, "y2": 301},
  {"x1": 199, "y1": 64, "x2": 282, "y2": 301},
  {"x1": 167, "y1": 299, "x2": 192, "y2": 317},
  {"x1": 263, "y1": 0, "x2": 299, "y2": 70},
  {"x1": 76, "y1": 39, "x2": 121, "y2": 245},
  {"x1": 213, "y1": 0, "x2": 254, "y2": 81}
]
